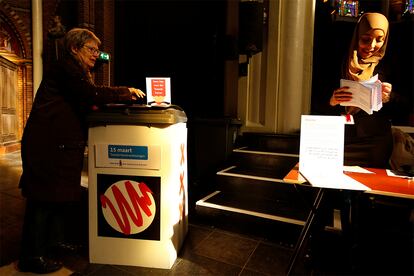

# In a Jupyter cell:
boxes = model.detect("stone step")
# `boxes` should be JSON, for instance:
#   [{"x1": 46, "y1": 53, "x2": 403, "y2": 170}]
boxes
[
  {"x1": 236, "y1": 133, "x2": 300, "y2": 154},
  {"x1": 215, "y1": 169, "x2": 315, "y2": 203},
  {"x1": 195, "y1": 190, "x2": 341, "y2": 244},
  {"x1": 227, "y1": 149, "x2": 299, "y2": 178}
]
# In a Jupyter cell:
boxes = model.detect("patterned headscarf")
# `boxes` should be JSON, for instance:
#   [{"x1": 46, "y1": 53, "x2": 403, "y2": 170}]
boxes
[{"x1": 345, "y1": 13, "x2": 389, "y2": 81}]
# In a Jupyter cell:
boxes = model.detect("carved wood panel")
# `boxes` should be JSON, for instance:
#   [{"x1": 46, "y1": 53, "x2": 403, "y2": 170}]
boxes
[{"x1": 0, "y1": 56, "x2": 18, "y2": 145}]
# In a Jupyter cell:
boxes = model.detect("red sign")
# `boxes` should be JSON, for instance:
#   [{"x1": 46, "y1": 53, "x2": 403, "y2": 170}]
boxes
[{"x1": 151, "y1": 79, "x2": 166, "y2": 97}]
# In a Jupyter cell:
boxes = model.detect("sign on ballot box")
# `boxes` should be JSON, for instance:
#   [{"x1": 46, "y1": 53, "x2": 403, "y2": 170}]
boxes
[{"x1": 146, "y1": 77, "x2": 171, "y2": 106}]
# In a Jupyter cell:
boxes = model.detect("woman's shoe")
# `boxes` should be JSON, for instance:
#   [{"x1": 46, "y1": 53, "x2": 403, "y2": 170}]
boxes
[{"x1": 18, "y1": 256, "x2": 63, "y2": 274}]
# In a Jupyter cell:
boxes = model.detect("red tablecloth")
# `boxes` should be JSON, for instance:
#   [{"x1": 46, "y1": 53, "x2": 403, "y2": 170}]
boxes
[{"x1": 283, "y1": 164, "x2": 414, "y2": 199}]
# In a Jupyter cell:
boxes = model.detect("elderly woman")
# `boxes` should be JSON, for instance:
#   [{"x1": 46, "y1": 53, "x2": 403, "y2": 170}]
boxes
[
  {"x1": 18, "y1": 28, "x2": 145, "y2": 274},
  {"x1": 329, "y1": 12, "x2": 393, "y2": 168}
]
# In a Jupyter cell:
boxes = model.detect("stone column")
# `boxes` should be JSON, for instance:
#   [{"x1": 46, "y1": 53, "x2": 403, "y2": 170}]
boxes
[
  {"x1": 276, "y1": 0, "x2": 315, "y2": 133},
  {"x1": 32, "y1": 0, "x2": 43, "y2": 96}
]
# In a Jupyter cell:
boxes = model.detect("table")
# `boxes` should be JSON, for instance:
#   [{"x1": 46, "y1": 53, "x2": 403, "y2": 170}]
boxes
[{"x1": 283, "y1": 164, "x2": 414, "y2": 275}]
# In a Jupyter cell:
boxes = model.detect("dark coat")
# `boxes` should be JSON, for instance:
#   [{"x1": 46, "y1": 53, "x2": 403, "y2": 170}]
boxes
[
  {"x1": 19, "y1": 56, "x2": 132, "y2": 202},
  {"x1": 313, "y1": 61, "x2": 393, "y2": 168}
]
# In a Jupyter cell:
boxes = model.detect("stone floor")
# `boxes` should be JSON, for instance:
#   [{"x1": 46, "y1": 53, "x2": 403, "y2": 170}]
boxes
[
  {"x1": 1, "y1": 151, "x2": 413, "y2": 275},
  {"x1": 0, "y1": 151, "x2": 310, "y2": 275}
]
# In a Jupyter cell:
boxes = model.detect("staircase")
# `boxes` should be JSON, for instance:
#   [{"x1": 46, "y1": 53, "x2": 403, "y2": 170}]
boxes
[{"x1": 194, "y1": 132, "x2": 324, "y2": 245}]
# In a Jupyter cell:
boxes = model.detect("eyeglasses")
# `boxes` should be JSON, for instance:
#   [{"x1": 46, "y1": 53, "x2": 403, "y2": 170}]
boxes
[{"x1": 83, "y1": 45, "x2": 100, "y2": 55}]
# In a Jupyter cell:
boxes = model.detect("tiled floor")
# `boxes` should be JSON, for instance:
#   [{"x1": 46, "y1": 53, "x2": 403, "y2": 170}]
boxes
[
  {"x1": 2, "y1": 152, "x2": 413, "y2": 275},
  {"x1": 0, "y1": 151, "x2": 309, "y2": 276}
]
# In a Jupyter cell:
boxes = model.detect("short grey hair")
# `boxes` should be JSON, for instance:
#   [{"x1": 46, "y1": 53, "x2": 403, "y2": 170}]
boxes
[{"x1": 63, "y1": 28, "x2": 101, "y2": 56}]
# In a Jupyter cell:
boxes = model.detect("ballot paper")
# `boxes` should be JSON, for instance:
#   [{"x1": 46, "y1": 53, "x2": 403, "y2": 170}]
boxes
[
  {"x1": 146, "y1": 77, "x2": 171, "y2": 106},
  {"x1": 300, "y1": 173, "x2": 370, "y2": 191},
  {"x1": 299, "y1": 115, "x2": 370, "y2": 191},
  {"x1": 343, "y1": 166, "x2": 374, "y2": 174},
  {"x1": 340, "y1": 74, "x2": 382, "y2": 115}
]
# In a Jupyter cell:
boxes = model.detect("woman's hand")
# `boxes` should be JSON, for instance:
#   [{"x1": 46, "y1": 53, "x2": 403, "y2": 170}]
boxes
[
  {"x1": 329, "y1": 86, "x2": 353, "y2": 106},
  {"x1": 128, "y1": 88, "x2": 146, "y2": 101},
  {"x1": 381, "y1": 82, "x2": 392, "y2": 103}
]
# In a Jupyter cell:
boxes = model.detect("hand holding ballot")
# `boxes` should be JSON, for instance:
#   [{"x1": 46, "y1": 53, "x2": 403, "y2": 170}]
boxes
[
  {"x1": 330, "y1": 86, "x2": 353, "y2": 106},
  {"x1": 330, "y1": 74, "x2": 392, "y2": 115},
  {"x1": 381, "y1": 81, "x2": 392, "y2": 103}
]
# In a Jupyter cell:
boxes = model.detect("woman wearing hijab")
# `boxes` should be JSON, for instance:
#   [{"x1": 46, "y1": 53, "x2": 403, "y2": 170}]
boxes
[
  {"x1": 329, "y1": 12, "x2": 393, "y2": 168},
  {"x1": 309, "y1": 13, "x2": 394, "y2": 273},
  {"x1": 18, "y1": 28, "x2": 145, "y2": 274}
]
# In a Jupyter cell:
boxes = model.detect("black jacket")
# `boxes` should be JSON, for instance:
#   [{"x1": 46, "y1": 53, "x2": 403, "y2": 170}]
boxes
[
  {"x1": 312, "y1": 60, "x2": 393, "y2": 168},
  {"x1": 19, "y1": 56, "x2": 132, "y2": 202}
]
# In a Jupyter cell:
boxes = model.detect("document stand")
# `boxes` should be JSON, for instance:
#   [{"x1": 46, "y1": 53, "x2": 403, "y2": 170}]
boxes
[{"x1": 286, "y1": 187, "x2": 325, "y2": 276}]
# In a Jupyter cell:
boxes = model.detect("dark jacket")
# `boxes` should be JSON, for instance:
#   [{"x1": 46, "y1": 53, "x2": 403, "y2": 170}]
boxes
[
  {"x1": 19, "y1": 56, "x2": 132, "y2": 202},
  {"x1": 313, "y1": 61, "x2": 393, "y2": 168}
]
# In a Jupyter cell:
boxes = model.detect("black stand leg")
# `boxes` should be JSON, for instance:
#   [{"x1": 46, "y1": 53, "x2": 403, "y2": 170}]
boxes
[{"x1": 286, "y1": 188, "x2": 325, "y2": 276}]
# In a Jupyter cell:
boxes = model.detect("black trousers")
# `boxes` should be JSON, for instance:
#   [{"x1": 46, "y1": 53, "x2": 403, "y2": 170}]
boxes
[
  {"x1": 308, "y1": 189, "x2": 363, "y2": 273},
  {"x1": 19, "y1": 199, "x2": 79, "y2": 259}
]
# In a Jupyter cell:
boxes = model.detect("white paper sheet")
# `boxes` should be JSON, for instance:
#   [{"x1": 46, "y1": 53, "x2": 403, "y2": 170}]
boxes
[
  {"x1": 300, "y1": 172, "x2": 370, "y2": 191},
  {"x1": 343, "y1": 166, "x2": 374, "y2": 174},
  {"x1": 386, "y1": 169, "x2": 414, "y2": 179},
  {"x1": 339, "y1": 74, "x2": 382, "y2": 115},
  {"x1": 299, "y1": 115, "x2": 370, "y2": 191},
  {"x1": 340, "y1": 79, "x2": 372, "y2": 114},
  {"x1": 299, "y1": 115, "x2": 345, "y2": 176}
]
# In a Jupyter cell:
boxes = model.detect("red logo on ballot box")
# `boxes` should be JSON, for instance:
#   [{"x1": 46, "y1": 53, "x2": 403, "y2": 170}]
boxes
[
  {"x1": 97, "y1": 174, "x2": 160, "y2": 240},
  {"x1": 151, "y1": 79, "x2": 166, "y2": 97}
]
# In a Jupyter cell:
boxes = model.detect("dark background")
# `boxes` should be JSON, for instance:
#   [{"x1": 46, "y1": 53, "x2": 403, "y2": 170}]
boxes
[
  {"x1": 113, "y1": 0, "x2": 413, "y2": 125},
  {"x1": 114, "y1": 0, "x2": 227, "y2": 119},
  {"x1": 312, "y1": 0, "x2": 413, "y2": 125}
]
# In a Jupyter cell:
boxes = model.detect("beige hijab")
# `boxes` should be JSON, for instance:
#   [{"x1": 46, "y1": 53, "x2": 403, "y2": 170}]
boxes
[{"x1": 345, "y1": 12, "x2": 389, "y2": 82}]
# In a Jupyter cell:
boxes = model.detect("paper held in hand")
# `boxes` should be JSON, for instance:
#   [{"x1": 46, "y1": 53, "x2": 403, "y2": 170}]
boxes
[
  {"x1": 340, "y1": 74, "x2": 382, "y2": 115},
  {"x1": 299, "y1": 115, "x2": 370, "y2": 191}
]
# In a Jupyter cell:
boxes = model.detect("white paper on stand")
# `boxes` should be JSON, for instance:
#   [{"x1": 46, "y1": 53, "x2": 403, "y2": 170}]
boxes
[
  {"x1": 299, "y1": 115, "x2": 370, "y2": 191},
  {"x1": 299, "y1": 115, "x2": 345, "y2": 176}
]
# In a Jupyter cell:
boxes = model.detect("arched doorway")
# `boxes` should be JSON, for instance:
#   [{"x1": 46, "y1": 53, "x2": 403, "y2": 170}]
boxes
[{"x1": 0, "y1": 13, "x2": 32, "y2": 154}]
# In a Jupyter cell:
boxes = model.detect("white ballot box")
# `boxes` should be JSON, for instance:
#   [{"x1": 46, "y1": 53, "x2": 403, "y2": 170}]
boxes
[{"x1": 87, "y1": 105, "x2": 188, "y2": 269}]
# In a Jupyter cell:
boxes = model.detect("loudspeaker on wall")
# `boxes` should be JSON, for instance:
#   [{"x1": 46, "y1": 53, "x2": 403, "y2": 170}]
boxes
[{"x1": 239, "y1": 1, "x2": 264, "y2": 55}]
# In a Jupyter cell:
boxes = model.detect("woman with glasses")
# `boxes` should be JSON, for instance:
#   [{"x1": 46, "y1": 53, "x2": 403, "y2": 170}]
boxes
[{"x1": 17, "y1": 28, "x2": 145, "y2": 274}]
